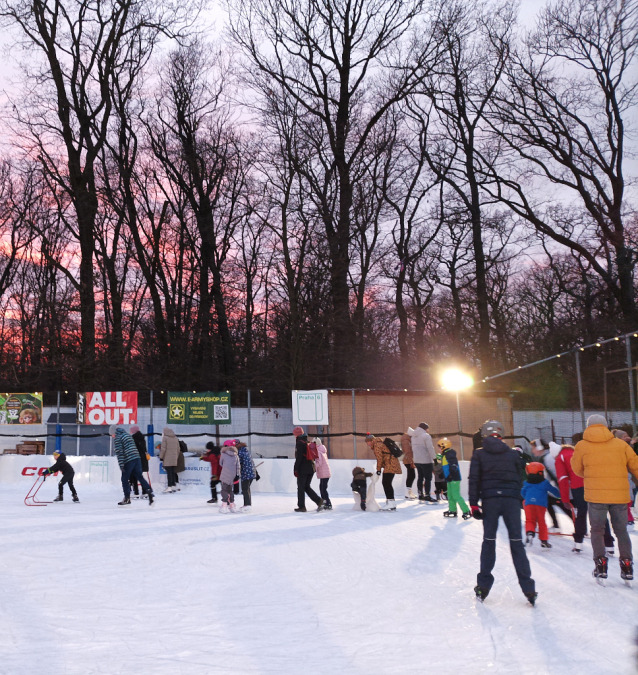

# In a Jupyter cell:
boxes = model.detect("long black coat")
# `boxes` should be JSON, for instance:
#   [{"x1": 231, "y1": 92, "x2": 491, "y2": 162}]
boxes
[
  {"x1": 132, "y1": 431, "x2": 149, "y2": 472},
  {"x1": 293, "y1": 436, "x2": 315, "y2": 475},
  {"x1": 468, "y1": 436, "x2": 524, "y2": 505}
]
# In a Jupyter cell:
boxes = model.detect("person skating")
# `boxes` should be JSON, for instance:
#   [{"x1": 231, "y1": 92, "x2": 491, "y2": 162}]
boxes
[
  {"x1": 43, "y1": 451, "x2": 79, "y2": 502},
  {"x1": 201, "y1": 442, "x2": 221, "y2": 503},
  {"x1": 469, "y1": 420, "x2": 537, "y2": 605},
  {"x1": 293, "y1": 427, "x2": 325, "y2": 512},
  {"x1": 159, "y1": 427, "x2": 180, "y2": 493},
  {"x1": 437, "y1": 438, "x2": 471, "y2": 520},
  {"x1": 572, "y1": 414, "x2": 638, "y2": 584},
  {"x1": 129, "y1": 425, "x2": 150, "y2": 498},
  {"x1": 313, "y1": 438, "x2": 332, "y2": 510},
  {"x1": 236, "y1": 440, "x2": 256, "y2": 512},
  {"x1": 407, "y1": 423, "x2": 436, "y2": 502},
  {"x1": 110, "y1": 426, "x2": 154, "y2": 506},
  {"x1": 521, "y1": 462, "x2": 561, "y2": 548},
  {"x1": 351, "y1": 466, "x2": 372, "y2": 511},
  {"x1": 219, "y1": 440, "x2": 241, "y2": 513},
  {"x1": 401, "y1": 431, "x2": 417, "y2": 500},
  {"x1": 366, "y1": 433, "x2": 402, "y2": 511}
]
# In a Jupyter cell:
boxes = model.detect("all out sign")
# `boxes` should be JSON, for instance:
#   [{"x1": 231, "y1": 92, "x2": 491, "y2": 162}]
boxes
[{"x1": 77, "y1": 392, "x2": 138, "y2": 426}]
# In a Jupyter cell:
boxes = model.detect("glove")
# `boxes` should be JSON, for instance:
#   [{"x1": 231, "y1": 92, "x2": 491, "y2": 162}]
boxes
[
  {"x1": 255, "y1": 471, "x2": 261, "y2": 481},
  {"x1": 294, "y1": 470, "x2": 298, "y2": 477},
  {"x1": 376, "y1": 471, "x2": 381, "y2": 476},
  {"x1": 471, "y1": 505, "x2": 483, "y2": 520}
]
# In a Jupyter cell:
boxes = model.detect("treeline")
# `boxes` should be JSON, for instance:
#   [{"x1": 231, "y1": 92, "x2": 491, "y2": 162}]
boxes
[{"x1": 0, "y1": 0, "x2": 635, "y2": 402}]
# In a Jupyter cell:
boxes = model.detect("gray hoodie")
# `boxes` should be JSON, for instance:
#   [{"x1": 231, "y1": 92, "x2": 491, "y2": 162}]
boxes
[
  {"x1": 408, "y1": 426, "x2": 436, "y2": 464},
  {"x1": 219, "y1": 447, "x2": 240, "y2": 484}
]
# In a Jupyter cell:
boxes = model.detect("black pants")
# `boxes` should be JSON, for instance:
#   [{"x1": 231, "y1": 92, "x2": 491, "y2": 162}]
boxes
[
  {"x1": 416, "y1": 463, "x2": 433, "y2": 496},
  {"x1": 242, "y1": 479, "x2": 253, "y2": 506},
  {"x1": 571, "y1": 487, "x2": 614, "y2": 546},
  {"x1": 547, "y1": 495, "x2": 573, "y2": 528},
  {"x1": 210, "y1": 478, "x2": 220, "y2": 501},
  {"x1": 352, "y1": 479, "x2": 367, "y2": 510},
  {"x1": 405, "y1": 465, "x2": 415, "y2": 489},
  {"x1": 297, "y1": 473, "x2": 321, "y2": 509},
  {"x1": 382, "y1": 472, "x2": 395, "y2": 500},
  {"x1": 59, "y1": 474, "x2": 77, "y2": 497},
  {"x1": 319, "y1": 478, "x2": 331, "y2": 506},
  {"x1": 435, "y1": 479, "x2": 447, "y2": 498},
  {"x1": 478, "y1": 497, "x2": 535, "y2": 595},
  {"x1": 165, "y1": 466, "x2": 177, "y2": 487}
]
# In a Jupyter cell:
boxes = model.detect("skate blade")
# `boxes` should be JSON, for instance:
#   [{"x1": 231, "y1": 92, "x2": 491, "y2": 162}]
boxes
[{"x1": 595, "y1": 577, "x2": 606, "y2": 586}]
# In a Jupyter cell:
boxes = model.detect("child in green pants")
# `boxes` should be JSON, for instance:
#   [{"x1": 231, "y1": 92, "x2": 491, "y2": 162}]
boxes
[{"x1": 437, "y1": 439, "x2": 472, "y2": 520}]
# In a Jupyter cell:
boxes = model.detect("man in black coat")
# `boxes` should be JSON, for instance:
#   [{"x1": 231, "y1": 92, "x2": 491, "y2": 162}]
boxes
[
  {"x1": 43, "y1": 451, "x2": 79, "y2": 502},
  {"x1": 129, "y1": 425, "x2": 150, "y2": 498},
  {"x1": 292, "y1": 426, "x2": 325, "y2": 512},
  {"x1": 469, "y1": 420, "x2": 536, "y2": 605}
]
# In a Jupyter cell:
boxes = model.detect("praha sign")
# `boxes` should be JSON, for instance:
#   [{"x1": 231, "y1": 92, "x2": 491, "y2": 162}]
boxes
[{"x1": 77, "y1": 392, "x2": 138, "y2": 426}]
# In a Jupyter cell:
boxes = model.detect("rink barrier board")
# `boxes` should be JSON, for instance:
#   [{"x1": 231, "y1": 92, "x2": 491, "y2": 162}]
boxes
[{"x1": 0, "y1": 455, "x2": 470, "y2": 498}]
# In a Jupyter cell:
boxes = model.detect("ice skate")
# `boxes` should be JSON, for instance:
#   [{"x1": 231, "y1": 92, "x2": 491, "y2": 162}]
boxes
[
  {"x1": 380, "y1": 499, "x2": 396, "y2": 511},
  {"x1": 474, "y1": 586, "x2": 490, "y2": 602},
  {"x1": 146, "y1": 490, "x2": 154, "y2": 506},
  {"x1": 240, "y1": 505, "x2": 252, "y2": 513},
  {"x1": 443, "y1": 510, "x2": 458, "y2": 518},
  {"x1": 72, "y1": 495, "x2": 79, "y2": 503},
  {"x1": 405, "y1": 489, "x2": 417, "y2": 500},
  {"x1": 620, "y1": 558, "x2": 633, "y2": 586},
  {"x1": 540, "y1": 540, "x2": 552, "y2": 549},
  {"x1": 628, "y1": 521, "x2": 635, "y2": 529},
  {"x1": 525, "y1": 592, "x2": 538, "y2": 606},
  {"x1": 605, "y1": 547, "x2": 615, "y2": 557},
  {"x1": 418, "y1": 493, "x2": 426, "y2": 503},
  {"x1": 525, "y1": 532, "x2": 535, "y2": 546},
  {"x1": 219, "y1": 504, "x2": 229, "y2": 514},
  {"x1": 228, "y1": 503, "x2": 237, "y2": 513},
  {"x1": 317, "y1": 500, "x2": 328, "y2": 512},
  {"x1": 118, "y1": 497, "x2": 131, "y2": 506},
  {"x1": 424, "y1": 495, "x2": 436, "y2": 504},
  {"x1": 593, "y1": 556, "x2": 608, "y2": 585},
  {"x1": 53, "y1": 494, "x2": 63, "y2": 502},
  {"x1": 572, "y1": 543, "x2": 583, "y2": 553},
  {"x1": 462, "y1": 511, "x2": 472, "y2": 520},
  {"x1": 548, "y1": 525, "x2": 560, "y2": 533},
  {"x1": 163, "y1": 486, "x2": 173, "y2": 493},
  {"x1": 207, "y1": 498, "x2": 218, "y2": 504}
]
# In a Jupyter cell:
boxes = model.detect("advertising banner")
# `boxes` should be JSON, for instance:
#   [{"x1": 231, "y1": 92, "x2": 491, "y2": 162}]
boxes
[
  {"x1": 167, "y1": 392, "x2": 231, "y2": 425},
  {"x1": 292, "y1": 390, "x2": 329, "y2": 426},
  {"x1": 77, "y1": 392, "x2": 138, "y2": 426},
  {"x1": 0, "y1": 393, "x2": 43, "y2": 425}
]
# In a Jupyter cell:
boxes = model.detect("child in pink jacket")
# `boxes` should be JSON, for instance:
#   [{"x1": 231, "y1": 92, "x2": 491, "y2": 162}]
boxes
[{"x1": 313, "y1": 438, "x2": 332, "y2": 510}]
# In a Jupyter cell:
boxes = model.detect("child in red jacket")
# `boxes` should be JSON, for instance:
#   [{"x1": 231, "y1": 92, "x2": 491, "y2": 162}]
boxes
[
  {"x1": 522, "y1": 462, "x2": 561, "y2": 548},
  {"x1": 200, "y1": 442, "x2": 221, "y2": 503}
]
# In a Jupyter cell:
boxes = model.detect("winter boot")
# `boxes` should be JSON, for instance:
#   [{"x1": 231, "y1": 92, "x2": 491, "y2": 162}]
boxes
[
  {"x1": 525, "y1": 532, "x2": 535, "y2": 546},
  {"x1": 593, "y1": 556, "x2": 609, "y2": 583},
  {"x1": 72, "y1": 494, "x2": 79, "y2": 503},
  {"x1": 294, "y1": 506, "x2": 307, "y2": 512},
  {"x1": 462, "y1": 511, "x2": 472, "y2": 521},
  {"x1": 380, "y1": 499, "x2": 397, "y2": 511},
  {"x1": 53, "y1": 494, "x2": 63, "y2": 502},
  {"x1": 620, "y1": 558, "x2": 634, "y2": 581},
  {"x1": 405, "y1": 489, "x2": 417, "y2": 500},
  {"x1": 540, "y1": 540, "x2": 552, "y2": 549},
  {"x1": 474, "y1": 586, "x2": 490, "y2": 602},
  {"x1": 118, "y1": 497, "x2": 131, "y2": 506},
  {"x1": 443, "y1": 510, "x2": 458, "y2": 518},
  {"x1": 525, "y1": 592, "x2": 538, "y2": 606}
]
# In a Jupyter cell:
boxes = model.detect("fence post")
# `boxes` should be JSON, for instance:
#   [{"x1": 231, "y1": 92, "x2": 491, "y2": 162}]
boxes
[
  {"x1": 76, "y1": 424, "x2": 80, "y2": 456},
  {"x1": 575, "y1": 350, "x2": 586, "y2": 432},
  {"x1": 626, "y1": 336, "x2": 637, "y2": 436},
  {"x1": 55, "y1": 391, "x2": 62, "y2": 453},
  {"x1": 147, "y1": 390, "x2": 155, "y2": 456},
  {"x1": 456, "y1": 391, "x2": 464, "y2": 461},
  {"x1": 351, "y1": 389, "x2": 357, "y2": 460},
  {"x1": 247, "y1": 389, "x2": 251, "y2": 453}
]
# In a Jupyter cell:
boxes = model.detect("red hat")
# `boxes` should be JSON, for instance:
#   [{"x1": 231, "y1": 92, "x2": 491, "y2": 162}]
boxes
[
  {"x1": 293, "y1": 426, "x2": 304, "y2": 437},
  {"x1": 526, "y1": 462, "x2": 545, "y2": 475}
]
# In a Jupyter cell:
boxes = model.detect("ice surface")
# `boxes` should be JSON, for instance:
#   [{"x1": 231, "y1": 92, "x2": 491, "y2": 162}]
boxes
[{"x1": 1, "y1": 485, "x2": 637, "y2": 675}]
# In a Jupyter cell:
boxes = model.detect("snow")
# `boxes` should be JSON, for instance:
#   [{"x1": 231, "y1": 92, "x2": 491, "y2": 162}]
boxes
[{"x1": 1, "y1": 485, "x2": 637, "y2": 675}]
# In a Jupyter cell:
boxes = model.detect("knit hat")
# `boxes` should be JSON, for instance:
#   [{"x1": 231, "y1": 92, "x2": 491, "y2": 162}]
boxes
[
  {"x1": 223, "y1": 439, "x2": 236, "y2": 447},
  {"x1": 587, "y1": 414, "x2": 607, "y2": 427},
  {"x1": 293, "y1": 426, "x2": 304, "y2": 437},
  {"x1": 365, "y1": 433, "x2": 375, "y2": 442},
  {"x1": 109, "y1": 425, "x2": 119, "y2": 436},
  {"x1": 129, "y1": 425, "x2": 140, "y2": 434}
]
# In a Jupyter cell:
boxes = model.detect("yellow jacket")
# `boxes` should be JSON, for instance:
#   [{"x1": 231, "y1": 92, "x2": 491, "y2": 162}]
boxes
[{"x1": 572, "y1": 425, "x2": 638, "y2": 504}]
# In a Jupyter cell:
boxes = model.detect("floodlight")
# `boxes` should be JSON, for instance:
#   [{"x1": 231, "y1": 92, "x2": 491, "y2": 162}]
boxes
[{"x1": 441, "y1": 369, "x2": 474, "y2": 391}]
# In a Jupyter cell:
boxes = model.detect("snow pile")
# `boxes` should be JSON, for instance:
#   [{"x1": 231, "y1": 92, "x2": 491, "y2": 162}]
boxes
[{"x1": 0, "y1": 486, "x2": 636, "y2": 675}]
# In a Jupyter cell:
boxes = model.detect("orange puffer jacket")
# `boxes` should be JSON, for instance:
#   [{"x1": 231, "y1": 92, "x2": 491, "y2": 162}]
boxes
[{"x1": 572, "y1": 425, "x2": 638, "y2": 504}]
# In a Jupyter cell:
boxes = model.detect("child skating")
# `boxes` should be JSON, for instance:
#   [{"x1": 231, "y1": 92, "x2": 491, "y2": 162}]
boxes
[
  {"x1": 218, "y1": 440, "x2": 241, "y2": 513},
  {"x1": 200, "y1": 442, "x2": 221, "y2": 503},
  {"x1": 43, "y1": 451, "x2": 79, "y2": 502},
  {"x1": 438, "y1": 438, "x2": 471, "y2": 519},
  {"x1": 522, "y1": 462, "x2": 561, "y2": 548}
]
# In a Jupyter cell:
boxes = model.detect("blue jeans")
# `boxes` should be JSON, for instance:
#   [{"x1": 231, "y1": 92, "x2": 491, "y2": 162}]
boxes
[
  {"x1": 478, "y1": 497, "x2": 535, "y2": 594},
  {"x1": 121, "y1": 458, "x2": 151, "y2": 499}
]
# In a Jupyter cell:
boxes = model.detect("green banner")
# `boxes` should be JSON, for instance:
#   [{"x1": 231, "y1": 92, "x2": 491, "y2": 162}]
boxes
[
  {"x1": 0, "y1": 393, "x2": 43, "y2": 425},
  {"x1": 167, "y1": 392, "x2": 232, "y2": 425}
]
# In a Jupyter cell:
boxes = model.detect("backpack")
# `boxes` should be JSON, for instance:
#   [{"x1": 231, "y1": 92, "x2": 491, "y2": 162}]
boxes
[
  {"x1": 383, "y1": 437, "x2": 403, "y2": 458},
  {"x1": 178, "y1": 440, "x2": 188, "y2": 453},
  {"x1": 306, "y1": 441, "x2": 319, "y2": 461}
]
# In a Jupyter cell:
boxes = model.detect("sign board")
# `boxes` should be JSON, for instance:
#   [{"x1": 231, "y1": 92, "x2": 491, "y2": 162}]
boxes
[
  {"x1": 292, "y1": 390, "x2": 329, "y2": 426},
  {"x1": 77, "y1": 392, "x2": 138, "y2": 426},
  {"x1": 0, "y1": 393, "x2": 43, "y2": 424},
  {"x1": 167, "y1": 392, "x2": 231, "y2": 425}
]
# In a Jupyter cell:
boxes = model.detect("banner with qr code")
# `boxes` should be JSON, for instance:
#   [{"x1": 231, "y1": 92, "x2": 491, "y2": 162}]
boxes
[{"x1": 166, "y1": 392, "x2": 232, "y2": 425}]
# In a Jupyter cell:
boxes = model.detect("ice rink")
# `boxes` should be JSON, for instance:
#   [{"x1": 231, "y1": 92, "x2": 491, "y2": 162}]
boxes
[{"x1": 1, "y1": 485, "x2": 637, "y2": 675}]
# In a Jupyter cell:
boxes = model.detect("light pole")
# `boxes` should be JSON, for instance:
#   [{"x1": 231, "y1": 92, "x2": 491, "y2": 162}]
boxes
[{"x1": 442, "y1": 369, "x2": 474, "y2": 461}]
